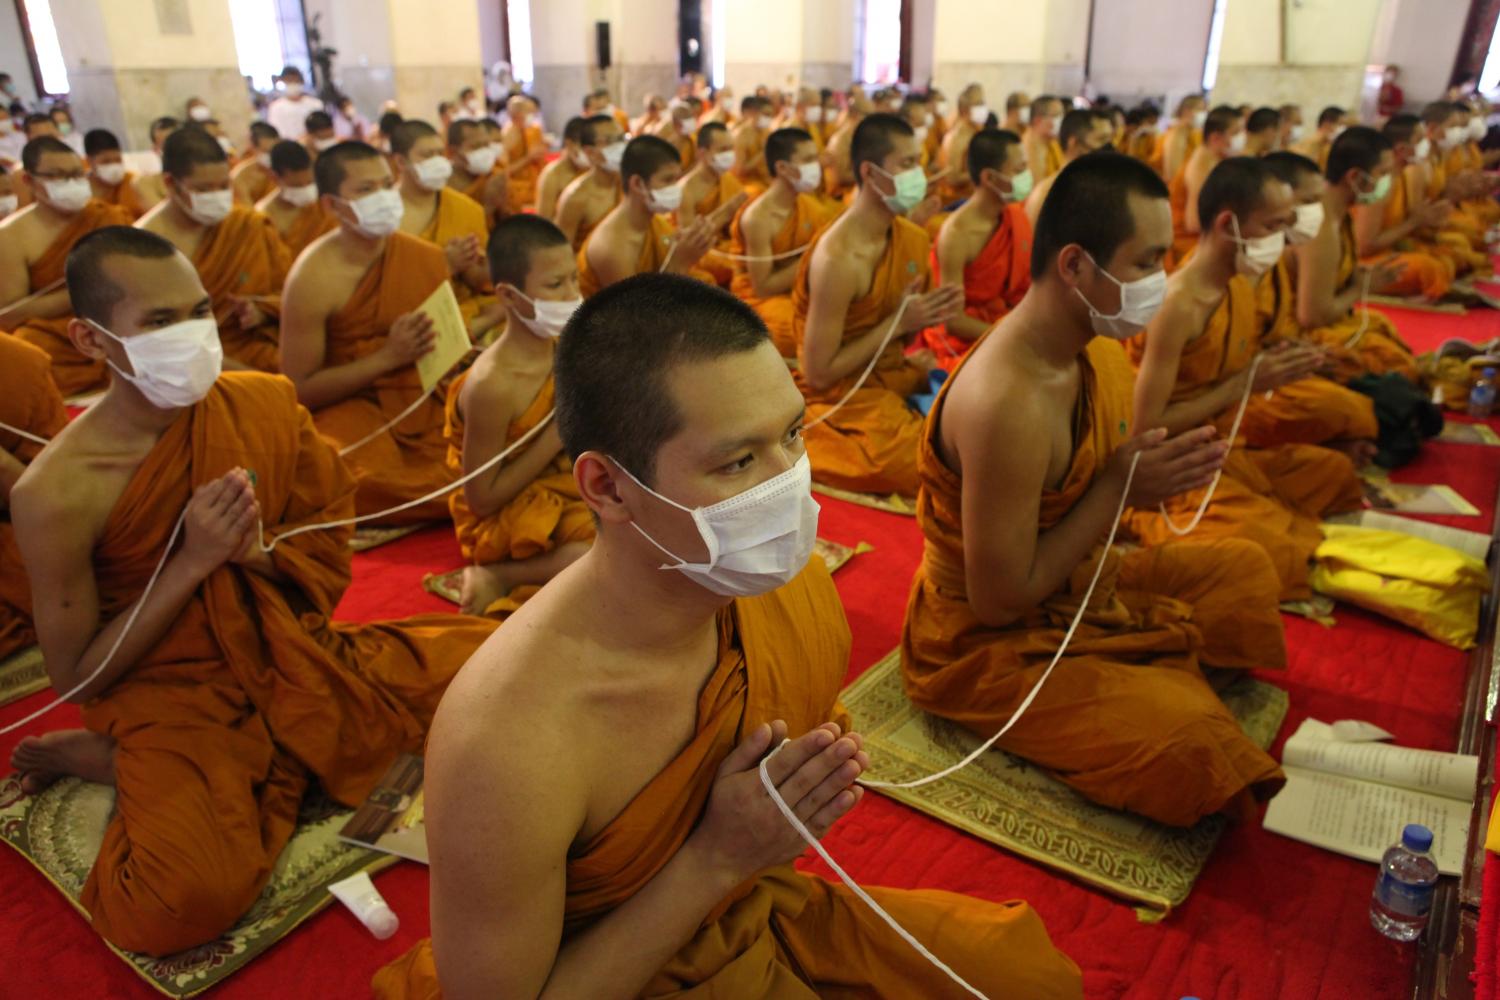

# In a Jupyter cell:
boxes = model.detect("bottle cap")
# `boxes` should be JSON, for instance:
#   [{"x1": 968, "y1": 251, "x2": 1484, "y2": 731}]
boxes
[
  {"x1": 1402, "y1": 823, "x2": 1434, "y2": 853},
  {"x1": 365, "y1": 903, "x2": 400, "y2": 940}
]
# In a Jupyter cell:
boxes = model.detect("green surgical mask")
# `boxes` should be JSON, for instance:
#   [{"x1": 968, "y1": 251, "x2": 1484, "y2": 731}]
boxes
[
  {"x1": 1357, "y1": 173, "x2": 1391, "y2": 205},
  {"x1": 1004, "y1": 168, "x2": 1033, "y2": 203},
  {"x1": 874, "y1": 164, "x2": 927, "y2": 215}
]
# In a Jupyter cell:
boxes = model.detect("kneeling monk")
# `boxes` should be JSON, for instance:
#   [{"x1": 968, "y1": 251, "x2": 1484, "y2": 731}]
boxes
[
  {"x1": 374, "y1": 273, "x2": 1082, "y2": 999},
  {"x1": 280, "y1": 141, "x2": 454, "y2": 522},
  {"x1": 8, "y1": 227, "x2": 496, "y2": 956},
  {"x1": 447, "y1": 215, "x2": 594, "y2": 616},
  {"x1": 902, "y1": 153, "x2": 1288, "y2": 827}
]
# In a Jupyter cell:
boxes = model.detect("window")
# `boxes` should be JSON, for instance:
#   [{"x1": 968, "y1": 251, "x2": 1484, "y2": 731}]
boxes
[
  {"x1": 227, "y1": 0, "x2": 285, "y2": 91},
  {"x1": 18, "y1": 0, "x2": 69, "y2": 95},
  {"x1": 1481, "y1": 14, "x2": 1500, "y2": 94},
  {"x1": 710, "y1": 0, "x2": 726, "y2": 89},
  {"x1": 857, "y1": 0, "x2": 903, "y2": 86},
  {"x1": 1201, "y1": 0, "x2": 1228, "y2": 92},
  {"x1": 508, "y1": 0, "x2": 534, "y2": 84}
]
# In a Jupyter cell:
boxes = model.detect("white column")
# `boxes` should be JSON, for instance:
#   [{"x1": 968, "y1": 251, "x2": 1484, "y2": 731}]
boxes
[{"x1": 1084, "y1": 0, "x2": 1213, "y2": 107}]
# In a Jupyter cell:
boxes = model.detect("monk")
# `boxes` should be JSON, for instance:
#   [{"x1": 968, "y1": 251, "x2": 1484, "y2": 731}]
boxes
[
  {"x1": 1153, "y1": 94, "x2": 1206, "y2": 183},
  {"x1": 131, "y1": 116, "x2": 180, "y2": 212},
  {"x1": 937, "y1": 83, "x2": 988, "y2": 205},
  {"x1": 7, "y1": 225, "x2": 496, "y2": 956},
  {"x1": 138, "y1": 128, "x2": 290, "y2": 373},
  {"x1": 0, "y1": 335, "x2": 66, "y2": 661},
  {"x1": 729, "y1": 127, "x2": 838, "y2": 357},
  {"x1": 1022, "y1": 95, "x2": 1066, "y2": 181},
  {"x1": 1130, "y1": 156, "x2": 1369, "y2": 597},
  {"x1": 1415, "y1": 101, "x2": 1490, "y2": 272},
  {"x1": 901, "y1": 152, "x2": 1288, "y2": 827},
  {"x1": 1244, "y1": 108, "x2": 1281, "y2": 156},
  {"x1": 633, "y1": 93, "x2": 666, "y2": 136},
  {"x1": 493, "y1": 96, "x2": 544, "y2": 212},
  {"x1": 1168, "y1": 106, "x2": 1245, "y2": 268},
  {"x1": 578, "y1": 135, "x2": 734, "y2": 297},
  {"x1": 730, "y1": 96, "x2": 774, "y2": 192},
  {"x1": 1275, "y1": 137, "x2": 1417, "y2": 381},
  {"x1": 1279, "y1": 104, "x2": 1305, "y2": 150},
  {"x1": 4, "y1": 138, "x2": 132, "y2": 395},
  {"x1": 1024, "y1": 109, "x2": 1113, "y2": 226},
  {"x1": 791, "y1": 114, "x2": 960, "y2": 496},
  {"x1": 256, "y1": 139, "x2": 337, "y2": 258},
  {"x1": 280, "y1": 141, "x2": 453, "y2": 521},
  {"x1": 1000, "y1": 91, "x2": 1029, "y2": 133},
  {"x1": 447, "y1": 215, "x2": 593, "y2": 617},
  {"x1": 373, "y1": 272, "x2": 1082, "y2": 1000},
  {"x1": 302, "y1": 111, "x2": 339, "y2": 154},
  {"x1": 83, "y1": 129, "x2": 146, "y2": 219},
  {"x1": 231, "y1": 122, "x2": 281, "y2": 205},
  {"x1": 390, "y1": 120, "x2": 490, "y2": 319},
  {"x1": 536, "y1": 116, "x2": 588, "y2": 222},
  {"x1": 1353, "y1": 115, "x2": 1459, "y2": 301},
  {"x1": 1291, "y1": 106, "x2": 1347, "y2": 172},
  {"x1": 927, "y1": 128, "x2": 1033, "y2": 367},
  {"x1": 676, "y1": 122, "x2": 746, "y2": 287},
  {"x1": 555, "y1": 114, "x2": 624, "y2": 250},
  {"x1": 1447, "y1": 101, "x2": 1500, "y2": 234},
  {"x1": 652, "y1": 98, "x2": 699, "y2": 167}
]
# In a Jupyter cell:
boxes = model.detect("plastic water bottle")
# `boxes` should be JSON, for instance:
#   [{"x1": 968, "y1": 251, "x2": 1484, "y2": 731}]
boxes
[
  {"x1": 1370, "y1": 824, "x2": 1440, "y2": 941},
  {"x1": 1469, "y1": 367, "x2": 1497, "y2": 419}
]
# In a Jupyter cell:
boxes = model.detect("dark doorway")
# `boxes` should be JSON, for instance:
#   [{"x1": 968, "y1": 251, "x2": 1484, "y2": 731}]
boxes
[{"x1": 680, "y1": 0, "x2": 704, "y2": 77}]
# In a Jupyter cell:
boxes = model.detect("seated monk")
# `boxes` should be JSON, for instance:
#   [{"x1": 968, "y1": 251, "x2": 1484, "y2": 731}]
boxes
[
  {"x1": 1353, "y1": 115, "x2": 1459, "y2": 302},
  {"x1": 791, "y1": 114, "x2": 960, "y2": 496},
  {"x1": 256, "y1": 139, "x2": 337, "y2": 258},
  {"x1": 131, "y1": 116, "x2": 180, "y2": 213},
  {"x1": 1243, "y1": 107, "x2": 1281, "y2": 157},
  {"x1": 677, "y1": 122, "x2": 745, "y2": 288},
  {"x1": 280, "y1": 141, "x2": 454, "y2": 522},
  {"x1": 1168, "y1": 106, "x2": 1244, "y2": 268},
  {"x1": 1152, "y1": 94, "x2": 1206, "y2": 182},
  {"x1": 1291, "y1": 105, "x2": 1347, "y2": 173},
  {"x1": 730, "y1": 95, "x2": 773, "y2": 193},
  {"x1": 936, "y1": 83, "x2": 987, "y2": 203},
  {"x1": 474, "y1": 118, "x2": 514, "y2": 226},
  {"x1": 1273, "y1": 139, "x2": 1417, "y2": 382},
  {"x1": 138, "y1": 127, "x2": 290, "y2": 373},
  {"x1": 83, "y1": 129, "x2": 146, "y2": 219},
  {"x1": 729, "y1": 127, "x2": 838, "y2": 357},
  {"x1": 1022, "y1": 95, "x2": 1066, "y2": 181},
  {"x1": 373, "y1": 272, "x2": 1083, "y2": 1000},
  {"x1": 1279, "y1": 104, "x2": 1305, "y2": 151},
  {"x1": 535, "y1": 115, "x2": 587, "y2": 221},
  {"x1": 901, "y1": 152, "x2": 1288, "y2": 827},
  {"x1": 7, "y1": 226, "x2": 497, "y2": 956},
  {"x1": 1446, "y1": 101, "x2": 1500, "y2": 241},
  {"x1": 926, "y1": 127, "x2": 1033, "y2": 367},
  {"x1": 445, "y1": 116, "x2": 505, "y2": 225},
  {"x1": 389, "y1": 120, "x2": 490, "y2": 321},
  {"x1": 1417, "y1": 102, "x2": 1490, "y2": 273},
  {"x1": 301, "y1": 111, "x2": 340, "y2": 155},
  {"x1": 0, "y1": 335, "x2": 66, "y2": 660},
  {"x1": 1023, "y1": 109, "x2": 1113, "y2": 226},
  {"x1": 447, "y1": 216, "x2": 593, "y2": 616},
  {"x1": 651, "y1": 98, "x2": 699, "y2": 167},
  {"x1": 231, "y1": 122, "x2": 280, "y2": 205},
  {"x1": 496, "y1": 94, "x2": 547, "y2": 212},
  {"x1": 577, "y1": 135, "x2": 736, "y2": 297},
  {"x1": 554, "y1": 113, "x2": 624, "y2": 250},
  {"x1": 0, "y1": 165, "x2": 16, "y2": 217},
  {"x1": 4, "y1": 137, "x2": 132, "y2": 395},
  {"x1": 999, "y1": 90, "x2": 1027, "y2": 134},
  {"x1": 1129, "y1": 156, "x2": 1369, "y2": 596}
]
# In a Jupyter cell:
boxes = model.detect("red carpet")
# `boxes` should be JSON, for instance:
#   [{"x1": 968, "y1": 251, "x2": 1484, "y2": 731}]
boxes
[{"x1": 2, "y1": 305, "x2": 1498, "y2": 999}]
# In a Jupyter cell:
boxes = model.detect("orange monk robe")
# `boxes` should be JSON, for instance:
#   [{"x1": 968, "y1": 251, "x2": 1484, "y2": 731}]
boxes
[
  {"x1": 688, "y1": 170, "x2": 745, "y2": 288},
  {"x1": 374, "y1": 561, "x2": 1083, "y2": 1000},
  {"x1": 0, "y1": 335, "x2": 66, "y2": 660},
  {"x1": 727, "y1": 192, "x2": 838, "y2": 357},
  {"x1": 790, "y1": 217, "x2": 930, "y2": 496},
  {"x1": 13, "y1": 199, "x2": 133, "y2": 396},
  {"x1": 460, "y1": 164, "x2": 502, "y2": 207},
  {"x1": 1166, "y1": 165, "x2": 1199, "y2": 271},
  {"x1": 193, "y1": 206, "x2": 291, "y2": 372},
  {"x1": 1292, "y1": 216, "x2": 1418, "y2": 382},
  {"x1": 1042, "y1": 137, "x2": 1064, "y2": 178},
  {"x1": 1126, "y1": 129, "x2": 1156, "y2": 164},
  {"x1": 1367, "y1": 169, "x2": 1460, "y2": 297},
  {"x1": 279, "y1": 202, "x2": 338, "y2": 258},
  {"x1": 1423, "y1": 157, "x2": 1489, "y2": 272},
  {"x1": 311, "y1": 233, "x2": 454, "y2": 522},
  {"x1": 233, "y1": 164, "x2": 276, "y2": 205},
  {"x1": 920, "y1": 202, "x2": 1032, "y2": 370},
  {"x1": 569, "y1": 186, "x2": 621, "y2": 252},
  {"x1": 94, "y1": 172, "x2": 148, "y2": 220},
  {"x1": 902, "y1": 339, "x2": 1288, "y2": 827},
  {"x1": 1449, "y1": 141, "x2": 1500, "y2": 230},
  {"x1": 418, "y1": 187, "x2": 492, "y2": 322},
  {"x1": 443, "y1": 370, "x2": 594, "y2": 617},
  {"x1": 79, "y1": 372, "x2": 497, "y2": 956},
  {"x1": 577, "y1": 213, "x2": 716, "y2": 299},
  {"x1": 1149, "y1": 125, "x2": 1201, "y2": 177},
  {"x1": 502, "y1": 124, "x2": 547, "y2": 209},
  {"x1": 734, "y1": 128, "x2": 771, "y2": 195}
]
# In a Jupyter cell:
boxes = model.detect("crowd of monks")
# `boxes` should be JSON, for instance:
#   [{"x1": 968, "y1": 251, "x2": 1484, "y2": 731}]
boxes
[{"x1": 0, "y1": 68, "x2": 1495, "y2": 998}]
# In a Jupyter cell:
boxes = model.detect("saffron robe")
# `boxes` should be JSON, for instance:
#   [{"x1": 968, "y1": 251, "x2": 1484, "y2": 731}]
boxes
[
  {"x1": 1364, "y1": 169, "x2": 1457, "y2": 299},
  {"x1": 277, "y1": 201, "x2": 338, "y2": 259},
  {"x1": 578, "y1": 214, "x2": 715, "y2": 299},
  {"x1": 727, "y1": 191, "x2": 838, "y2": 357},
  {"x1": 689, "y1": 170, "x2": 746, "y2": 288},
  {"x1": 193, "y1": 206, "x2": 290, "y2": 372},
  {"x1": 94, "y1": 172, "x2": 148, "y2": 220},
  {"x1": 921, "y1": 203, "x2": 1032, "y2": 369},
  {"x1": 502, "y1": 124, "x2": 547, "y2": 209},
  {"x1": 416, "y1": 188, "x2": 492, "y2": 321}
]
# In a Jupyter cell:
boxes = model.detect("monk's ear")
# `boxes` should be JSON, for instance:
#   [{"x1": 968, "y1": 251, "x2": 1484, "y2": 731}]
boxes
[
  {"x1": 575, "y1": 452, "x2": 633, "y2": 524},
  {"x1": 67, "y1": 318, "x2": 111, "y2": 361},
  {"x1": 1055, "y1": 244, "x2": 1087, "y2": 286}
]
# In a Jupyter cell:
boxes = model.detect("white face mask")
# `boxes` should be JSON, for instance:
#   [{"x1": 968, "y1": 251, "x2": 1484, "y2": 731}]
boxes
[
  {"x1": 94, "y1": 162, "x2": 127, "y2": 186},
  {"x1": 1230, "y1": 216, "x2": 1286, "y2": 277},
  {"x1": 599, "y1": 141, "x2": 626, "y2": 173},
  {"x1": 258, "y1": 152, "x2": 273, "y2": 169},
  {"x1": 1287, "y1": 124, "x2": 1304, "y2": 144},
  {"x1": 343, "y1": 187, "x2": 403, "y2": 238},
  {"x1": 1443, "y1": 125, "x2": 1466, "y2": 150},
  {"x1": 281, "y1": 183, "x2": 318, "y2": 207},
  {"x1": 44, "y1": 177, "x2": 93, "y2": 214},
  {"x1": 465, "y1": 146, "x2": 498, "y2": 175},
  {"x1": 647, "y1": 181, "x2": 682, "y2": 214},
  {"x1": 873, "y1": 164, "x2": 927, "y2": 215},
  {"x1": 710, "y1": 149, "x2": 736, "y2": 173},
  {"x1": 0, "y1": 194, "x2": 17, "y2": 217},
  {"x1": 912, "y1": 124, "x2": 928, "y2": 143},
  {"x1": 805, "y1": 107, "x2": 824, "y2": 124},
  {"x1": 757, "y1": 115, "x2": 774, "y2": 130},
  {"x1": 284, "y1": 83, "x2": 304, "y2": 99},
  {"x1": 1330, "y1": 125, "x2": 1347, "y2": 141},
  {"x1": 1470, "y1": 118, "x2": 1488, "y2": 141},
  {"x1": 616, "y1": 452, "x2": 820, "y2": 598},
  {"x1": 0, "y1": 118, "x2": 12, "y2": 135},
  {"x1": 969, "y1": 104, "x2": 990, "y2": 126},
  {"x1": 1227, "y1": 130, "x2": 1247, "y2": 154},
  {"x1": 925, "y1": 112, "x2": 935, "y2": 128},
  {"x1": 314, "y1": 136, "x2": 338, "y2": 152},
  {"x1": 936, "y1": 101, "x2": 949, "y2": 117},
  {"x1": 411, "y1": 155, "x2": 453, "y2": 191},
  {"x1": 184, "y1": 188, "x2": 233, "y2": 225},
  {"x1": 1413, "y1": 137, "x2": 1431, "y2": 161},
  {"x1": 1193, "y1": 110, "x2": 1208, "y2": 130},
  {"x1": 216, "y1": 136, "x2": 235, "y2": 154},
  {"x1": 1288, "y1": 201, "x2": 1324, "y2": 245},
  {"x1": 510, "y1": 289, "x2": 581, "y2": 339},
  {"x1": 570, "y1": 149, "x2": 591, "y2": 170},
  {"x1": 91, "y1": 317, "x2": 224, "y2": 409},
  {"x1": 791, "y1": 161, "x2": 822, "y2": 193},
  {"x1": 1017, "y1": 106, "x2": 1031, "y2": 126},
  {"x1": 1075, "y1": 253, "x2": 1167, "y2": 338}
]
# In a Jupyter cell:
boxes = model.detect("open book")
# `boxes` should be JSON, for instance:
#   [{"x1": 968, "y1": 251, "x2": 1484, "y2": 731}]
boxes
[
  {"x1": 1264, "y1": 719, "x2": 1478, "y2": 875},
  {"x1": 337, "y1": 753, "x2": 429, "y2": 864}
]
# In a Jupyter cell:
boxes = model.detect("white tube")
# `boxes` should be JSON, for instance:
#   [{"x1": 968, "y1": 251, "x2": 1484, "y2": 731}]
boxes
[{"x1": 328, "y1": 870, "x2": 399, "y2": 940}]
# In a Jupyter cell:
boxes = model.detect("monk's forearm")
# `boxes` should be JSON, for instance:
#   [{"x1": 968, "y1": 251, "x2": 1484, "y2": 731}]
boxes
[
  {"x1": 1160, "y1": 374, "x2": 1245, "y2": 436},
  {"x1": 0, "y1": 288, "x2": 71, "y2": 330},
  {"x1": 466, "y1": 439, "x2": 564, "y2": 519},
  {"x1": 750, "y1": 261, "x2": 796, "y2": 298},
  {"x1": 0, "y1": 450, "x2": 24, "y2": 507},
  {"x1": 1367, "y1": 219, "x2": 1418, "y2": 252},
  {"x1": 809, "y1": 316, "x2": 901, "y2": 391},
  {"x1": 291, "y1": 353, "x2": 393, "y2": 410},
  {"x1": 946, "y1": 311, "x2": 990, "y2": 342},
  {"x1": 459, "y1": 264, "x2": 491, "y2": 294}
]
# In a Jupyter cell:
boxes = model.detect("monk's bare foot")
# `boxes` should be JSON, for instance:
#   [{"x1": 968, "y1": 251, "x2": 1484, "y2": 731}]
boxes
[
  {"x1": 11, "y1": 729, "x2": 117, "y2": 795},
  {"x1": 459, "y1": 562, "x2": 510, "y2": 615},
  {"x1": 1327, "y1": 438, "x2": 1378, "y2": 468}
]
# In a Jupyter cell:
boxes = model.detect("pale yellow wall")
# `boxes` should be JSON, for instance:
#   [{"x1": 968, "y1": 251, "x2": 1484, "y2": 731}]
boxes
[
  {"x1": 52, "y1": 0, "x2": 239, "y2": 69},
  {"x1": 933, "y1": 0, "x2": 1046, "y2": 64},
  {"x1": 1218, "y1": 0, "x2": 1280, "y2": 66},
  {"x1": 387, "y1": 0, "x2": 483, "y2": 67},
  {"x1": 726, "y1": 0, "x2": 804, "y2": 62},
  {"x1": 1286, "y1": 0, "x2": 1383, "y2": 66},
  {"x1": 529, "y1": 0, "x2": 591, "y2": 66}
]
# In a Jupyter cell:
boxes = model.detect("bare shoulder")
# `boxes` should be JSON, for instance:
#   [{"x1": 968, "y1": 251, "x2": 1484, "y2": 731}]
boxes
[{"x1": 946, "y1": 331, "x2": 1041, "y2": 430}]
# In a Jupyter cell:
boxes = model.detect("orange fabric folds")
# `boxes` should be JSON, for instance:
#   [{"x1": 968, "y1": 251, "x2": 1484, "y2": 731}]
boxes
[
  {"x1": 922, "y1": 203, "x2": 1032, "y2": 368},
  {"x1": 727, "y1": 192, "x2": 837, "y2": 357},
  {"x1": 195, "y1": 206, "x2": 291, "y2": 372}
]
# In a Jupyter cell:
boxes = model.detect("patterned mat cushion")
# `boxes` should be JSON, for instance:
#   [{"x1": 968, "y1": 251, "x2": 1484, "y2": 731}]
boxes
[
  {"x1": 0, "y1": 776, "x2": 393, "y2": 998},
  {"x1": 0, "y1": 646, "x2": 48, "y2": 709},
  {"x1": 841, "y1": 650, "x2": 1289, "y2": 914},
  {"x1": 349, "y1": 523, "x2": 431, "y2": 552},
  {"x1": 811, "y1": 483, "x2": 918, "y2": 516}
]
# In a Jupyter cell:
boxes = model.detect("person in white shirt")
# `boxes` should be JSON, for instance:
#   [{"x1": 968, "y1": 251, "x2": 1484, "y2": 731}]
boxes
[
  {"x1": 265, "y1": 66, "x2": 323, "y2": 142},
  {"x1": 0, "y1": 106, "x2": 24, "y2": 165}
]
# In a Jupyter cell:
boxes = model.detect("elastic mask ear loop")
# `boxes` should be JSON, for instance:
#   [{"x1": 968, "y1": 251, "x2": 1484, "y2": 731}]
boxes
[
  {"x1": 611, "y1": 459, "x2": 719, "y2": 569},
  {"x1": 1076, "y1": 252, "x2": 1125, "y2": 321}
]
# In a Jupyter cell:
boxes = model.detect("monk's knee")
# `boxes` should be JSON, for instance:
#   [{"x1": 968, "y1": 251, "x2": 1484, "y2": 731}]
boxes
[{"x1": 88, "y1": 858, "x2": 264, "y2": 955}]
